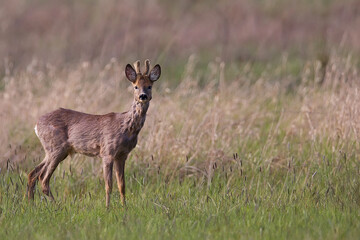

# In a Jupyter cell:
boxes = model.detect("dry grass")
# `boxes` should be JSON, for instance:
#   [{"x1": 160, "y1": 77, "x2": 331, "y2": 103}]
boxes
[{"x1": 1, "y1": 52, "x2": 359, "y2": 181}]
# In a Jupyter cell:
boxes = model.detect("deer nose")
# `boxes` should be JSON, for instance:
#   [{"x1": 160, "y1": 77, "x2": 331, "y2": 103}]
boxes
[{"x1": 139, "y1": 94, "x2": 148, "y2": 101}]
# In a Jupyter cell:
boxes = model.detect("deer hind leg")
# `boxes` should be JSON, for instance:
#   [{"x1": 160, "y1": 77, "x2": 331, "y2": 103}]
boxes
[
  {"x1": 28, "y1": 156, "x2": 48, "y2": 200},
  {"x1": 103, "y1": 157, "x2": 114, "y2": 208},
  {"x1": 114, "y1": 155, "x2": 127, "y2": 207},
  {"x1": 40, "y1": 150, "x2": 68, "y2": 201}
]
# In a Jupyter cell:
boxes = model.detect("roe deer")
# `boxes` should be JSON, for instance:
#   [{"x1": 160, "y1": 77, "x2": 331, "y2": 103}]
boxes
[{"x1": 28, "y1": 59, "x2": 161, "y2": 208}]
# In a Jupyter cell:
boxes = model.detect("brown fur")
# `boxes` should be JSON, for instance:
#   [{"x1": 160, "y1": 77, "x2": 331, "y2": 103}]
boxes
[{"x1": 28, "y1": 60, "x2": 161, "y2": 208}]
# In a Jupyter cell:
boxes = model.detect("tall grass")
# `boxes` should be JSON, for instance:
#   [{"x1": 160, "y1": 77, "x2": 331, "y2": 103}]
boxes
[
  {"x1": 1, "y1": 52, "x2": 360, "y2": 238},
  {"x1": 1, "y1": 52, "x2": 360, "y2": 172}
]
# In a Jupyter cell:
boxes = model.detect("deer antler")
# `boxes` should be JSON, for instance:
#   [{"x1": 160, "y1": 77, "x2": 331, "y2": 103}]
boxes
[
  {"x1": 144, "y1": 59, "x2": 150, "y2": 75},
  {"x1": 133, "y1": 60, "x2": 141, "y2": 74}
]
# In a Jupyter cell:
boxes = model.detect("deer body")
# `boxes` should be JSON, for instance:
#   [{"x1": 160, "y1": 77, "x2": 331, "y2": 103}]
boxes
[
  {"x1": 36, "y1": 103, "x2": 148, "y2": 158},
  {"x1": 28, "y1": 60, "x2": 161, "y2": 208}
]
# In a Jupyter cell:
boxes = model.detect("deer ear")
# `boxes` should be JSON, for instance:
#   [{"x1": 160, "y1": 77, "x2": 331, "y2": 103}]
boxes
[
  {"x1": 125, "y1": 64, "x2": 137, "y2": 83},
  {"x1": 149, "y1": 64, "x2": 161, "y2": 82}
]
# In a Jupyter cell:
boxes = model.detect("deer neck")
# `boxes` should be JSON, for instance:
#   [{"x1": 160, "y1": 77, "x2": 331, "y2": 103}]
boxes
[{"x1": 125, "y1": 100, "x2": 149, "y2": 134}]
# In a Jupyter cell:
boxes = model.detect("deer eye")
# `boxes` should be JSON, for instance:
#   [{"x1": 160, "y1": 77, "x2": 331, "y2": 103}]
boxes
[
  {"x1": 134, "y1": 86, "x2": 138, "y2": 90},
  {"x1": 148, "y1": 86, "x2": 152, "y2": 90}
]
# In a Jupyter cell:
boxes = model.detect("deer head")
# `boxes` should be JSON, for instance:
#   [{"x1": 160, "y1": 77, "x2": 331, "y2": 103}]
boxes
[{"x1": 125, "y1": 59, "x2": 161, "y2": 103}]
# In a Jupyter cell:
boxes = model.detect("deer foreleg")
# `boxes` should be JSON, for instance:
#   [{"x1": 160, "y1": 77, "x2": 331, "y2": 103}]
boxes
[
  {"x1": 114, "y1": 155, "x2": 127, "y2": 207},
  {"x1": 103, "y1": 157, "x2": 114, "y2": 208}
]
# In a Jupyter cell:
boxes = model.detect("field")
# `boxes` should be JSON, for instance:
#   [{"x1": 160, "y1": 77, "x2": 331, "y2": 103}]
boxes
[{"x1": 1, "y1": 0, "x2": 360, "y2": 239}]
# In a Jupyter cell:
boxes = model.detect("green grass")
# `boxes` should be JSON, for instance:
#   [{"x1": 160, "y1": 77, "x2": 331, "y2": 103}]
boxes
[
  {"x1": 1, "y1": 140, "x2": 359, "y2": 240},
  {"x1": 1, "y1": 55, "x2": 360, "y2": 239}
]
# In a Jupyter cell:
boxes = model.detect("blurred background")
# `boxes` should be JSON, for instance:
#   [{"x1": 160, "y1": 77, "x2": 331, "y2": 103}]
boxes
[
  {"x1": 1, "y1": 0, "x2": 360, "y2": 172},
  {"x1": 1, "y1": 0, "x2": 360, "y2": 71}
]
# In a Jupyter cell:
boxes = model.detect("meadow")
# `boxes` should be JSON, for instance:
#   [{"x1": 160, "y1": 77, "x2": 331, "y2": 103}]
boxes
[
  {"x1": 1, "y1": 0, "x2": 360, "y2": 239},
  {"x1": 1, "y1": 53, "x2": 360, "y2": 239}
]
